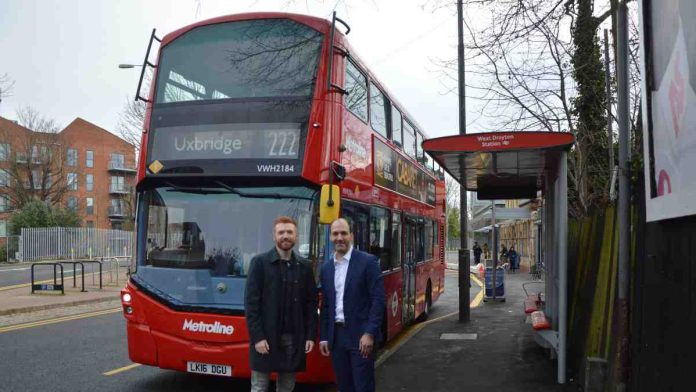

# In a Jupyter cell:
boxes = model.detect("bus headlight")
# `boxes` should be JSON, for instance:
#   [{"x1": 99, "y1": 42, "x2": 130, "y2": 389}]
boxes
[{"x1": 122, "y1": 293, "x2": 132, "y2": 303}]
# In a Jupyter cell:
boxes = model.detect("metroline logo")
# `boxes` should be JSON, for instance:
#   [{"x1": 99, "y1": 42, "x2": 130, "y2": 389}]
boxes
[{"x1": 182, "y1": 319, "x2": 234, "y2": 335}]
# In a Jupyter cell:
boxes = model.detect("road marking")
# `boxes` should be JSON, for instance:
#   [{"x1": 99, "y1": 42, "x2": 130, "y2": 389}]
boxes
[
  {"x1": 470, "y1": 273, "x2": 484, "y2": 308},
  {"x1": 103, "y1": 363, "x2": 142, "y2": 376},
  {"x1": 0, "y1": 271, "x2": 88, "y2": 292},
  {"x1": 0, "y1": 308, "x2": 121, "y2": 333},
  {"x1": 0, "y1": 267, "x2": 30, "y2": 272}
]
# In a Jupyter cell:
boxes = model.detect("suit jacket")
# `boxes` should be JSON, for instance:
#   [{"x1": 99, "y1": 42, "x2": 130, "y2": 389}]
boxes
[{"x1": 319, "y1": 248, "x2": 385, "y2": 350}]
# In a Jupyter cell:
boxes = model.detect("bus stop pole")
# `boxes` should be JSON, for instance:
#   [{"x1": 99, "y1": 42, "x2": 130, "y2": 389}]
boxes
[
  {"x1": 558, "y1": 151, "x2": 568, "y2": 384},
  {"x1": 457, "y1": 0, "x2": 470, "y2": 322}
]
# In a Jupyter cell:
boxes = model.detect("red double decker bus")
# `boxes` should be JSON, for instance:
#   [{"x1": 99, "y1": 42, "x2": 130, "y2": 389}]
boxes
[{"x1": 121, "y1": 12, "x2": 446, "y2": 382}]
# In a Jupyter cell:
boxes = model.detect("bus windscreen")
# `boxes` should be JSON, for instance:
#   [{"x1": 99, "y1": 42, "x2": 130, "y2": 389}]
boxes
[
  {"x1": 135, "y1": 185, "x2": 316, "y2": 309},
  {"x1": 155, "y1": 19, "x2": 323, "y2": 103}
]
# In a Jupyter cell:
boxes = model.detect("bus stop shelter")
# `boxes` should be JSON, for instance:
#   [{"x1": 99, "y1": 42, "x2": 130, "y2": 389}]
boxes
[{"x1": 423, "y1": 131, "x2": 575, "y2": 384}]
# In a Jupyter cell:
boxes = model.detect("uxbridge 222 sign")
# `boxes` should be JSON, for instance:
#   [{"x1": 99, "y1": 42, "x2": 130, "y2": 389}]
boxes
[
  {"x1": 150, "y1": 123, "x2": 301, "y2": 160},
  {"x1": 374, "y1": 138, "x2": 436, "y2": 206}
]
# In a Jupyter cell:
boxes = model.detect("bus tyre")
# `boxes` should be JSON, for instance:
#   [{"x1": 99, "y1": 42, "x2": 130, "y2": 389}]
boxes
[{"x1": 419, "y1": 282, "x2": 432, "y2": 322}]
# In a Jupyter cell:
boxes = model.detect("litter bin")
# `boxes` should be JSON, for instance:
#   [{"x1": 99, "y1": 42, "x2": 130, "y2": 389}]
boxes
[{"x1": 484, "y1": 267, "x2": 505, "y2": 299}]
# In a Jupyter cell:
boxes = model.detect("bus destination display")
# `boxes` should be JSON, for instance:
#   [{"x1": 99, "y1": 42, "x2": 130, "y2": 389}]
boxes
[{"x1": 149, "y1": 123, "x2": 302, "y2": 161}]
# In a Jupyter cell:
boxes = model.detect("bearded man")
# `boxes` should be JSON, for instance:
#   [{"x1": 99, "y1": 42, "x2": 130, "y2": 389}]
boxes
[{"x1": 244, "y1": 216, "x2": 318, "y2": 392}]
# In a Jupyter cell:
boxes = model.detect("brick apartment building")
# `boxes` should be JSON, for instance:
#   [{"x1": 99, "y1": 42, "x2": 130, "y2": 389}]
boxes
[{"x1": 0, "y1": 116, "x2": 136, "y2": 236}]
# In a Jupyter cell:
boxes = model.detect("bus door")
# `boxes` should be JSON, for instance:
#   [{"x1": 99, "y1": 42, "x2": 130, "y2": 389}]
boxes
[{"x1": 402, "y1": 216, "x2": 417, "y2": 324}]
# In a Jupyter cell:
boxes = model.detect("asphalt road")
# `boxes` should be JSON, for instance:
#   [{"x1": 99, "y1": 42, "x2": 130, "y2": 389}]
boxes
[
  {"x1": 0, "y1": 272, "x2": 473, "y2": 392},
  {"x1": 0, "y1": 263, "x2": 89, "y2": 288}
]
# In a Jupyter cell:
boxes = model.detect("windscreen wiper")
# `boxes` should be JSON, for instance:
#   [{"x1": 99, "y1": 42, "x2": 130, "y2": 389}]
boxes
[
  {"x1": 163, "y1": 181, "x2": 232, "y2": 195},
  {"x1": 214, "y1": 181, "x2": 316, "y2": 201}
]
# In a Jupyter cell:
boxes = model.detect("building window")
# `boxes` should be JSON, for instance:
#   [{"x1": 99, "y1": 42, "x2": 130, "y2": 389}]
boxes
[
  {"x1": 67, "y1": 149, "x2": 77, "y2": 166},
  {"x1": 16, "y1": 151, "x2": 27, "y2": 163},
  {"x1": 31, "y1": 170, "x2": 42, "y2": 189},
  {"x1": 67, "y1": 196, "x2": 78, "y2": 211},
  {"x1": 111, "y1": 153, "x2": 124, "y2": 169},
  {"x1": 344, "y1": 60, "x2": 368, "y2": 123},
  {"x1": 0, "y1": 196, "x2": 8, "y2": 212},
  {"x1": 86, "y1": 150, "x2": 94, "y2": 168},
  {"x1": 67, "y1": 172, "x2": 78, "y2": 190},
  {"x1": 111, "y1": 176, "x2": 124, "y2": 192},
  {"x1": 369, "y1": 83, "x2": 389, "y2": 138},
  {"x1": 86, "y1": 174, "x2": 94, "y2": 191},
  {"x1": 0, "y1": 169, "x2": 9, "y2": 187},
  {"x1": 0, "y1": 220, "x2": 6, "y2": 237},
  {"x1": 86, "y1": 198, "x2": 94, "y2": 215},
  {"x1": 0, "y1": 144, "x2": 9, "y2": 161},
  {"x1": 86, "y1": 221, "x2": 94, "y2": 228},
  {"x1": 31, "y1": 145, "x2": 40, "y2": 164}
]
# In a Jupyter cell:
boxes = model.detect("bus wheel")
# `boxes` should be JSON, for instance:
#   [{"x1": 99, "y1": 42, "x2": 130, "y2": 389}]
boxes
[{"x1": 418, "y1": 282, "x2": 432, "y2": 322}]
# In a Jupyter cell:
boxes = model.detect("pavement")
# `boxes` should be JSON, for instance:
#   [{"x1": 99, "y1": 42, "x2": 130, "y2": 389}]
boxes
[
  {"x1": 0, "y1": 262, "x2": 125, "y2": 326},
  {"x1": 376, "y1": 268, "x2": 581, "y2": 391}
]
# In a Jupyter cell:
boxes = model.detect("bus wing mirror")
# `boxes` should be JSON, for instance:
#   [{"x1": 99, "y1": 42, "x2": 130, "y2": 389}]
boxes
[{"x1": 319, "y1": 184, "x2": 341, "y2": 224}]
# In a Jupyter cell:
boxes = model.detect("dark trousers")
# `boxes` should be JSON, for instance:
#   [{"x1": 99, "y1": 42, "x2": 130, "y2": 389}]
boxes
[{"x1": 331, "y1": 324, "x2": 375, "y2": 392}]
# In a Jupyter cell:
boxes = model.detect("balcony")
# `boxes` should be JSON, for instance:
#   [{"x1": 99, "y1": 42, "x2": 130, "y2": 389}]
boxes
[
  {"x1": 109, "y1": 185, "x2": 130, "y2": 195},
  {"x1": 108, "y1": 206, "x2": 128, "y2": 219},
  {"x1": 108, "y1": 162, "x2": 137, "y2": 174}
]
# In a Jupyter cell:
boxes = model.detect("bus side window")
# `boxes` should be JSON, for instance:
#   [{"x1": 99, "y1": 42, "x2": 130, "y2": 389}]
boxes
[
  {"x1": 424, "y1": 220, "x2": 434, "y2": 261},
  {"x1": 415, "y1": 218, "x2": 425, "y2": 263},
  {"x1": 369, "y1": 82, "x2": 389, "y2": 139},
  {"x1": 391, "y1": 212, "x2": 401, "y2": 270},
  {"x1": 391, "y1": 108, "x2": 403, "y2": 148},
  {"x1": 369, "y1": 206, "x2": 391, "y2": 272},
  {"x1": 345, "y1": 60, "x2": 369, "y2": 123},
  {"x1": 341, "y1": 202, "x2": 369, "y2": 252}
]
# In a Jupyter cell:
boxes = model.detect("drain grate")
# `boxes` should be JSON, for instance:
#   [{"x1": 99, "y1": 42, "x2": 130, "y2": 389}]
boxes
[{"x1": 440, "y1": 333, "x2": 478, "y2": 340}]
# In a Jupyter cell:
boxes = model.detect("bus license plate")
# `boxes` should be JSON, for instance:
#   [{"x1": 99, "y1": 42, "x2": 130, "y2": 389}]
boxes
[{"x1": 187, "y1": 361, "x2": 232, "y2": 377}]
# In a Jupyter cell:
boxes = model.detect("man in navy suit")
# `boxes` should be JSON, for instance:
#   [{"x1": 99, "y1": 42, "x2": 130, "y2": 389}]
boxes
[{"x1": 319, "y1": 218, "x2": 385, "y2": 392}]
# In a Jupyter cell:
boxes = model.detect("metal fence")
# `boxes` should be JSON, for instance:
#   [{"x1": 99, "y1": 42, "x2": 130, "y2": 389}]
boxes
[
  {"x1": 5, "y1": 235, "x2": 20, "y2": 263},
  {"x1": 19, "y1": 227, "x2": 133, "y2": 262}
]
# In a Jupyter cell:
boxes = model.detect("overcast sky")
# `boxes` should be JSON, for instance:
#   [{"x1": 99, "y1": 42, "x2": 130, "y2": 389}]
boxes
[{"x1": 0, "y1": 0, "x2": 487, "y2": 139}]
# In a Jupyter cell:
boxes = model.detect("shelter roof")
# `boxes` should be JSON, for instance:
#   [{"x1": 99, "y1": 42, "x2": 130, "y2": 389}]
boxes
[{"x1": 423, "y1": 131, "x2": 574, "y2": 199}]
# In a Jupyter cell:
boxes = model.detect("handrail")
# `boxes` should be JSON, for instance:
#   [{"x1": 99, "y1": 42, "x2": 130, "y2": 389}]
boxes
[
  {"x1": 135, "y1": 28, "x2": 161, "y2": 103},
  {"x1": 31, "y1": 263, "x2": 65, "y2": 294}
]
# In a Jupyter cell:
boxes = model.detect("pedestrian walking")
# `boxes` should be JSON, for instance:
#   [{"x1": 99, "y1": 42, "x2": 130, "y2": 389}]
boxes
[
  {"x1": 473, "y1": 242, "x2": 482, "y2": 264},
  {"x1": 508, "y1": 245, "x2": 518, "y2": 273},
  {"x1": 319, "y1": 218, "x2": 385, "y2": 392},
  {"x1": 244, "y1": 216, "x2": 318, "y2": 392},
  {"x1": 482, "y1": 243, "x2": 490, "y2": 260},
  {"x1": 500, "y1": 244, "x2": 509, "y2": 268}
]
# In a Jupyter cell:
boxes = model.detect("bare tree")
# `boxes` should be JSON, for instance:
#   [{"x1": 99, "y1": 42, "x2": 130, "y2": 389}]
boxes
[
  {"x1": 0, "y1": 107, "x2": 80, "y2": 210},
  {"x1": 428, "y1": 0, "x2": 641, "y2": 217},
  {"x1": 444, "y1": 173, "x2": 459, "y2": 209},
  {"x1": 0, "y1": 74, "x2": 14, "y2": 104},
  {"x1": 115, "y1": 97, "x2": 145, "y2": 157}
]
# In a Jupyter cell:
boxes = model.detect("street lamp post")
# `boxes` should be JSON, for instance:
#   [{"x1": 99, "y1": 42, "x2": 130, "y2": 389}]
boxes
[{"x1": 457, "y1": 0, "x2": 470, "y2": 322}]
